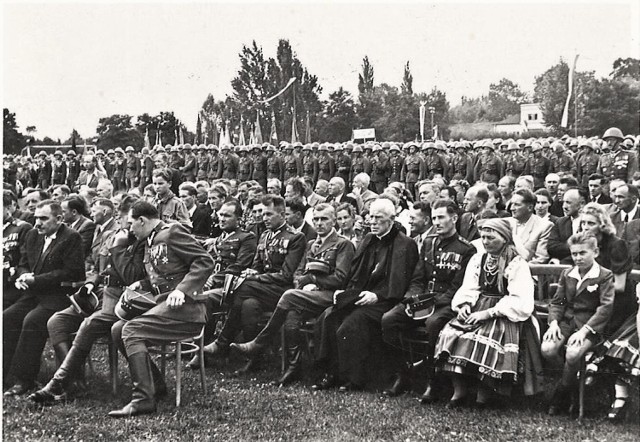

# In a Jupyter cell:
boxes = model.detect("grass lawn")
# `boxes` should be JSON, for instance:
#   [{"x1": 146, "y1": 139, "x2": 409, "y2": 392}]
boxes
[{"x1": 3, "y1": 344, "x2": 639, "y2": 441}]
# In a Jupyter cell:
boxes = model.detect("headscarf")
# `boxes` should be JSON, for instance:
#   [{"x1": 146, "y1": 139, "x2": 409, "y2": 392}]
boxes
[{"x1": 477, "y1": 218, "x2": 519, "y2": 294}]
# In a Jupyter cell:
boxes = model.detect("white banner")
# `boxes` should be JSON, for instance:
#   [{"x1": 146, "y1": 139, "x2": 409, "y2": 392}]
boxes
[
  {"x1": 259, "y1": 78, "x2": 297, "y2": 104},
  {"x1": 352, "y1": 128, "x2": 376, "y2": 140},
  {"x1": 561, "y1": 54, "x2": 579, "y2": 128}
]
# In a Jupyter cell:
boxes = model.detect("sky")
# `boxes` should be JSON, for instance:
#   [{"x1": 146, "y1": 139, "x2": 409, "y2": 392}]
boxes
[{"x1": 3, "y1": 0, "x2": 639, "y2": 141}]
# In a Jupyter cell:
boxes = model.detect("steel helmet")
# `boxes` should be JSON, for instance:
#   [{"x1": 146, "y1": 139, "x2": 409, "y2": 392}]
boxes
[{"x1": 603, "y1": 127, "x2": 624, "y2": 140}]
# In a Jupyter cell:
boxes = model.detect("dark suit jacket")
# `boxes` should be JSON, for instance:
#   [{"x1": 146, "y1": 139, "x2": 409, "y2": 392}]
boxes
[
  {"x1": 611, "y1": 208, "x2": 640, "y2": 238},
  {"x1": 70, "y1": 215, "x2": 96, "y2": 259},
  {"x1": 591, "y1": 193, "x2": 612, "y2": 205},
  {"x1": 88, "y1": 216, "x2": 119, "y2": 271},
  {"x1": 458, "y1": 212, "x2": 480, "y2": 241},
  {"x1": 549, "y1": 197, "x2": 564, "y2": 218},
  {"x1": 548, "y1": 265, "x2": 615, "y2": 335},
  {"x1": 622, "y1": 218, "x2": 640, "y2": 269},
  {"x1": 548, "y1": 216, "x2": 577, "y2": 263},
  {"x1": 300, "y1": 222, "x2": 318, "y2": 242},
  {"x1": 17, "y1": 224, "x2": 85, "y2": 308},
  {"x1": 326, "y1": 194, "x2": 358, "y2": 212},
  {"x1": 191, "y1": 204, "x2": 214, "y2": 237}
]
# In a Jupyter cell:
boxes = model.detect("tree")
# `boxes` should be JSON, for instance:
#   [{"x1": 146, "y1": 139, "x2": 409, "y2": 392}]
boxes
[
  {"x1": 401, "y1": 61, "x2": 413, "y2": 95},
  {"x1": 64, "y1": 129, "x2": 81, "y2": 145},
  {"x1": 578, "y1": 76, "x2": 640, "y2": 136},
  {"x1": 96, "y1": 114, "x2": 143, "y2": 150},
  {"x1": 3, "y1": 108, "x2": 25, "y2": 154},
  {"x1": 317, "y1": 87, "x2": 357, "y2": 142},
  {"x1": 534, "y1": 59, "x2": 570, "y2": 130},
  {"x1": 611, "y1": 57, "x2": 640, "y2": 81},
  {"x1": 486, "y1": 78, "x2": 527, "y2": 121},
  {"x1": 358, "y1": 56, "x2": 375, "y2": 95}
]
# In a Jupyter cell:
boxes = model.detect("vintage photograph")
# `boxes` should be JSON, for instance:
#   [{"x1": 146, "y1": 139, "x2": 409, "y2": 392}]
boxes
[{"x1": 3, "y1": 1, "x2": 639, "y2": 440}]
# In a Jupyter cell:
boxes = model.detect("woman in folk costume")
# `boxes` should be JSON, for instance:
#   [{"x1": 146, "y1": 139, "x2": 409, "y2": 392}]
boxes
[{"x1": 434, "y1": 218, "x2": 542, "y2": 408}]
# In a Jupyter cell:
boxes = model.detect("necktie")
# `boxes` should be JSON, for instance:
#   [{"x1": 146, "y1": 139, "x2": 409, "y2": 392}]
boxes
[
  {"x1": 622, "y1": 212, "x2": 628, "y2": 223},
  {"x1": 312, "y1": 239, "x2": 322, "y2": 255}
]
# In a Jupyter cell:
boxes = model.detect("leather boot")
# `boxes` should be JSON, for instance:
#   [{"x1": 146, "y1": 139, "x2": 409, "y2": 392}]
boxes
[
  {"x1": 547, "y1": 383, "x2": 571, "y2": 416},
  {"x1": 108, "y1": 353, "x2": 157, "y2": 418},
  {"x1": 383, "y1": 368, "x2": 410, "y2": 397},
  {"x1": 53, "y1": 341, "x2": 72, "y2": 369},
  {"x1": 29, "y1": 346, "x2": 90, "y2": 405},
  {"x1": 273, "y1": 345, "x2": 302, "y2": 386},
  {"x1": 420, "y1": 379, "x2": 440, "y2": 404},
  {"x1": 232, "y1": 356, "x2": 262, "y2": 377},
  {"x1": 202, "y1": 340, "x2": 230, "y2": 358},
  {"x1": 149, "y1": 359, "x2": 167, "y2": 400},
  {"x1": 231, "y1": 308, "x2": 289, "y2": 358}
]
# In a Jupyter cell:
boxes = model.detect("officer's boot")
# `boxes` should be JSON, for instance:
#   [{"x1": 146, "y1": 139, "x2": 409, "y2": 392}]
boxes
[
  {"x1": 149, "y1": 359, "x2": 167, "y2": 400},
  {"x1": 383, "y1": 364, "x2": 410, "y2": 397},
  {"x1": 108, "y1": 352, "x2": 156, "y2": 418},
  {"x1": 29, "y1": 345, "x2": 90, "y2": 405},
  {"x1": 230, "y1": 307, "x2": 288, "y2": 358},
  {"x1": 273, "y1": 343, "x2": 303, "y2": 387}
]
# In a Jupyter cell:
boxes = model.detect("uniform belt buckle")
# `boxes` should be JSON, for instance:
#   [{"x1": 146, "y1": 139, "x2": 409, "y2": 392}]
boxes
[
  {"x1": 103, "y1": 275, "x2": 110, "y2": 286},
  {"x1": 427, "y1": 281, "x2": 435, "y2": 293}
]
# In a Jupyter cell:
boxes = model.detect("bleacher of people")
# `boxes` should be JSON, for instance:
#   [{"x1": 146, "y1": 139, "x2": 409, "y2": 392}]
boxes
[{"x1": 2, "y1": 128, "x2": 639, "y2": 422}]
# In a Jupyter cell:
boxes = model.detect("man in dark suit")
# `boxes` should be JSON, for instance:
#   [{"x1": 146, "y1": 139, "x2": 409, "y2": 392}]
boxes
[
  {"x1": 587, "y1": 173, "x2": 612, "y2": 204},
  {"x1": 325, "y1": 177, "x2": 358, "y2": 212},
  {"x1": 611, "y1": 184, "x2": 640, "y2": 237},
  {"x1": 3, "y1": 200, "x2": 85, "y2": 395},
  {"x1": 285, "y1": 196, "x2": 317, "y2": 242},
  {"x1": 459, "y1": 185, "x2": 488, "y2": 241},
  {"x1": 179, "y1": 183, "x2": 213, "y2": 237},
  {"x1": 548, "y1": 188, "x2": 587, "y2": 264},
  {"x1": 61, "y1": 195, "x2": 96, "y2": 259}
]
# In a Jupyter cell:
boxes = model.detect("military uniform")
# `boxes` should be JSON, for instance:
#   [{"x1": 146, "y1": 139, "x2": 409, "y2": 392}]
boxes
[
  {"x1": 196, "y1": 153, "x2": 210, "y2": 181},
  {"x1": 170, "y1": 153, "x2": 184, "y2": 170},
  {"x1": 283, "y1": 153, "x2": 302, "y2": 181},
  {"x1": 238, "y1": 156, "x2": 254, "y2": 182},
  {"x1": 424, "y1": 152, "x2": 447, "y2": 179},
  {"x1": 267, "y1": 154, "x2": 284, "y2": 182},
  {"x1": 51, "y1": 160, "x2": 67, "y2": 185},
  {"x1": 113, "y1": 156, "x2": 126, "y2": 191},
  {"x1": 451, "y1": 152, "x2": 473, "y2": 182},
  {"x1": 335, "y1": 153, "x2": 352, "y2": 188},
  {"x1": 214, "y1": 222, "x2": 306, "y2": 347},
  {"x1": 504, "y1": 152, "x2": 527, "y2": 178},
  {"x1": 37, "y1": 158, "x2": 52, "y2": 189},
  {"x1": 524, "y1": 154, "x2": 551, "y2": 189},
  {"x1": 370, "y1": 153, "x2": 390, "y2": 193},
  {"x1": 389, "y1": 154, "x2": 404, "y2": 183},
  {"x1": 3, "y1": 217, "x2": 32, "y2": 308},
  {"x1": 577, "y1": 150, "x2": 600, "y2": 187},
  {"x1": 208, "y1": 154, "x2": 222, "y2": 181},
  {"x1": 302, "y1": 154, "x2": 319, "y2": 185},
  {"x1": 474, "y1": 152, "x2": 503, "y2": 185},
  {"x1": 550, "y1": 151, "x2": 577, "y2": 177},
  {"x1": 349, "y1": 156, "x2": 370, "y2": 183},
  {"x1": 401, "y1": 153, "x2": 425, "y2": 197},
  {"x1": 205, "y1": 228, "x2": 257, "y2": 290},
  {"x1": 66, "y1": 157, "x2": 81, "y2": 188},
  {"x1": 251, "y1": 152, "x2": 268, "y2": 189},
  {"x1": 220, "y1": 153, "x2": 239, "y2": 180},
  {"x1": 317, "y1": 154, "x2": 335, "y2": 182},
  {"x1": 609, "y1": 149, "x2": 638, "y2": 182}
]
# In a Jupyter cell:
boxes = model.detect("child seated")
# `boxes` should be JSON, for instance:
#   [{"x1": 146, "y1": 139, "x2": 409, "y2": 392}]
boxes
[{"x1": 542, "y1": 232, "x2": 615, "y2": 416}]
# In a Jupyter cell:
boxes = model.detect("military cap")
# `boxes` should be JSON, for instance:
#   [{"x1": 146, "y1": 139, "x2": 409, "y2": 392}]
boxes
[
  {"x1": 311, "y1": 142, "x2": 320, "y2": 149},
  {"x1": 345, "y1": 143, "x2": 354, "y2": 150},
  {"x1": 164, "y1": 144, "x2": 173, "y2": 150},
  {"x1": 372, "y1": 145, "x2": 382, "y2": 152},
  {"x1": 318, "y1": 144, "x2": 329, "y2": 152},
  {"x1": 364, "y1": 143, "x2": 373, "y2": 150},
  {"x1": 579, "y1": 139, "x2": 594, "y2": 150},
  {"x1": 551, "y1": 141, "x2": 564, "y2": 150},
  {"x1": 141, "y1": 147, "x2": 150, "y2": 155},
  {"x1": 67, "y1": 150, "x2": 76, "y2": 156},
  {"x1": 389, "y1": 145, "x2": 401, "y2": 152},
  {"x1": 493, "y1": 138, "x2": 503, "y2": 146},
  {"x1": 155, "y1": 146, "x2": 166, "y2": 153},
  {"x1": 302, "y1": 144, "x2": 312, "y2": 151},
  {"x1": 239, "y1": 145, "x2": 249, "y2": 153},
  {"x1": 279, "y1": 141, "x2": 289, "y2": 148},
  {"x1": 482, "y1": 139, "x2": 494, "y2": 149},
  {"x1": 623, "y1": 138, "x2": 634, "y2": 148},
  {"x1": 603, "y1": 127, "x2": 623, "y2": 140},
  {"x1": 221, "y1": 144, "x2": 230, "y2": 151},
  {"x1": 541, "y1": 140, "x2": 550, "y2": 149},
  {"x1": 569, "y1": 139, "x2": 579, "y2": 148},
  {"x1": 252, "y1": 144, "x2": 262, "y2": 151},
  {"x1": 292, "y1": 141, "x2": 303, "y2": 148},
  {"x1": 170, "y1": 146, "x2": 179, "y2": 153},
  {"x1": 507, "y1": 142, "x2": 519, "y2": 151},
  {"x1": 381, "y1": 141, "x2": 391, "y2": 149},
  {"x1": 516, "y1": 138, "x2": 526, "y2": 146},
  {"x1": 125, "y1": 145, "x2": 135, "y2": 152},
  {"x1": 266, "y1": 145, "x2": 276, "y2": 152},
  {"x1": 284, "y1": 143, "x2": 294, "y2": 150},
  {"x1": 405, "y1": 142, "x2": 419, "y2": 150},
  {"x1": 198, "y1": 144, "x2": 207, "y2": 150},
  {"x1": 436, "y1": 141, "x2": 447, "y2": 151},
  {"x1": 334, "y1": 144, "x2": 344, "y2": 151}
]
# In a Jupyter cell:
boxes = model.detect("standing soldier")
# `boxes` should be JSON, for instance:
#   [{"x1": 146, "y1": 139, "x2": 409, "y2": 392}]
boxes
[
  {"x1": 335, "y1": 144, "x2": 352, "y2": 189},
  {"x1": 103, "y1": 149, "x2": 115, "y2": 179},
  {"x1": 363, "y1": 144, "x2": 374, "y2": 175},
  {"x1": 423, "y1": 142, "x2": 448, "y2": 180},
  {"x1": 370, "y1": 145, "x2": 390, "y2": 193},
  {"x1": 113, "y1": 147, "x2": 127, "y2": 192},
  {"x1": 169, "y1": 146, "x2": 184, "y2": 169},
  {"x1": 219, "y1": 145, "x2": 239, "y2": 180},
  {"x1": 317, "y1": 144, "x2": 335, "y2": 183},
  {"x1": 207, "y1": 145, "x2": 222, "y2": 182},
  {"x1": 251, "y1": 144, "x2": 268, "y2": 190},
  {"x1": 237, "y1": 146, "x2": 254, "y2": 182},
  {"x1": 474, "y1": 140, "x2": 503, "y2": 185},
  {"x1": 139, "y1": 147, "x2": 154, "y2": 193},
  {"x1": 524, "y1": 142, "x2": 551, "y2": 189},
  {"x1": 66, "y1": 150, "x2": 81, "y2": 189},
  {"x1": 388, "y1": 144, "x2": 404, "y2": 184},
  {"x1": 282, "y1": 144, "x2": 302, "y2": 182},
  {"x1": 349, "y1": 145, "x2": 369, "y2": 185},
  {"x1": 266, "y1": 145, "x2": 284, "y2": 183},
  {"x1": 550, "y1": 142, "x2": 577, "y2": 177},
  {"x1": 179, "y1": 144, "x2": 197, "y2": 182},
  {"x1": 36, "y1": 151, "x2": 52, "y2": 189},
  {"x1": 576, "y1": 140, "x2": 600, "y2": 188},
  {"x1": 504, "y1": 142, "x2": 526, "y2": 179},
  {"x1": 401, "y1": 142, "x2": 425, "y2": 198},
  {"x1": 301, "y1": 144, "x2": 319, "y2": 186},
  {"x1": 195, "y1": 145, "x2": 210, "y2": 181},
  {"x1": 451, "y1": 142, "x2": 473, "y2": 182},
  {"x1": 125, "y1": 146, "x2": 141, "y2": 190},
  {"x1": 598, "y1": 127, "x2": 638, "y2": 183},
  {"x1": 51, "y1": 151, "x2": 67, "y2": 186}
]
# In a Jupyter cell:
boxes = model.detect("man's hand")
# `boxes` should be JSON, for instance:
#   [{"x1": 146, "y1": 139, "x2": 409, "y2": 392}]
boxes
[
  {"x1": 166, "y1": 290, "x2": 186, "y2": 309},
  {"x1": 465, "y1": 310, "x2": 491, "y2": 325},
  {"x1": 355, "y1": 290, "x2": 378, "y2": 306},
  {"x1": 302, "y1": 283, "x2": 319, "y2": 291},
  {"x1": 567, "y1": 328, "x2": 588, "y2": 348},
  {"x1": 543, "y1": 321, "x2": 563, "y2": 343},
  {"x1": 457, "y1": 304, "x2": 471, "y2": 322},
  {"x1": 203, "y1": 238, "x2": 216, "y2": 248},
  {"x1": 15, "y1": 273, "x2": 34, "y2": 290}
]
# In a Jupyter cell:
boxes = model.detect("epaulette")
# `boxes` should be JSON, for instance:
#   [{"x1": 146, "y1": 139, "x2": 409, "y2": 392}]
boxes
[{"x1": 457, "y1": 235, "x2": 472, "y2": 246}]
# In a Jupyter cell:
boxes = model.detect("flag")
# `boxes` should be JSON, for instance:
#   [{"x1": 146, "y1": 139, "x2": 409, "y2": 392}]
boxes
[
  {"x1": 419, "y1": 102, "x2": 426, "y2": 142},
  {"x1": 179, "y1": 126, "x2": 185, "y2": 145},
  {"x1": 561, "y1": 54, "x2": 579, "y2": 128},
  {"x1": 291, "y1": 107, "x2": 299, "y2": 143},
  {"x1": 144, "y1": 127, "x2": 151, "y2": 149},
  {"x1": 239, "y1": 116, "x2": 246, "y2": 145},
  {"x1": 433, "y1": 125, "x2": 438, "y2": 140},
  {"x1": 269, "y1": 110, "x2": 278, "y2": 144},
  {"x1": 155, "y1": 124, "x2": 160, "y2": 146},
  {"x1": 254, "y1": 109, "x2": 263, "y2": 144},
  {"x1": 174, "y1": 128, "x2": 178, "y2": 146},
  {"x1": 195, "y1": 113, "x2": 202, "y2": 145},
  {"x1": 305, "y1": 110, "x2": 311, "y2": 144},
  {"x1": 259, "y1": 77, "x2": 297, "y2": 104},
  {"x1": 249, "y1": 127, "x2": 256, "y2": 145}
]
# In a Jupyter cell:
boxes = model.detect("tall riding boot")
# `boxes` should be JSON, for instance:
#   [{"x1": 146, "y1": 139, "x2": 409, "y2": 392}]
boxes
[
  {"x1": 383, "y1": 364, "x2": 411, "y2": 397},
  {"x1": 108, "y1": 353, "x2": 157, "y2": 418},
  {"x1": 28, "y1": 345, "x2": 90, "y2": 404},
  {"x1": 274, "y1": 344, "x2": 303, "y2": 386},
  {"x1": 231, "y1": 307, "x2": 289, "y2": 357},
  {"x1": 149, "y1": 359, "x2": 167, "y2": 400},
  {"x1": 53, "y1": 341, "x2": 72, "y2": 369}
]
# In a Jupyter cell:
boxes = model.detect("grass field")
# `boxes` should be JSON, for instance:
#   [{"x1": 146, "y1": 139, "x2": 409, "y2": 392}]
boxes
[{"x1": 2, "y1": 344, "x2": 639, "y2": 441}]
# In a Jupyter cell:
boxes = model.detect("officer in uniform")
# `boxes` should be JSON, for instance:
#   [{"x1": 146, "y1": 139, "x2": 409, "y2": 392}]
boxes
[
  {"x1": 51, "y1": 151, "x2": 67, "y2": 186},
  {"x1": 207, "y1": 145, "x2": 222, "y2": 181},
  {"x1": 524, "y1": 142, "x2": 551, "y2": 189},
  {"x1": 576, "y1": 140, "x2": 600, "y2": 188},
  {"x1": 237, "y1": 146, "x2": 254, "y2": 182},
  {"x1": 370, "y1": 145, "x2": 390, "y2": 194},
  {"x1": 3, "y1": 190, "x2": 32, "y2": 309},
  {"x1": 139, "y1": 147, "x2": 154, "y2": 193},
  {"x1": 231, "y1": 204, "x2": 355, "y2": 386},
  {"x1": 349, "y1": 145, "x2": 370, "y2": 185},
  {"x1": 401, "y1": 142, "x2": 425, "y2": 198},
  {"x1": 381, "y1": 198, "x2": 475, "y2": 398},
  {"x1": 423, "y1": 142, "x2": 448, "y2": 180},
  {"x1": 266, "y1": 145, "x2": 284, "y2": 182},
  {"x1": 203, "y1": 194, "x2": 306, "y2": 374},
  {"x1": 504, "y1": 142, "x2": 526, "y2": 178},
  {"x1": 195, "y1": 145, "x2": 209, "y2": 181},
  {"x1": 29, "y1": 196, "x2": 146, "y2": 405},
  {"x1": 251, "y1": 144, "x2": 268, "y2": 190},
  {"x1": 317, "y1": 144, "x2": 336, "y2": 183},
  {"x1": 335, "y1": 144, "x2": 352, "y2": 190},
  {"x1": 451, "y1": 142, "x2": 473, "y2": 182},
  {"x1": 301, "y1": 144, "x2": 319, "y2": 186},
  {"x1": 219, "y1": 145, "x2": 239, "y2": 180},
  {"x1": 108, "y1": 200, "x2": 214, "y2": 417},
  {"x1": 474, "y1": 140, "x2": 503, "y2": 185},
  {"x1": 66, "y1": 150, "x2": 81, "y2": 188},
  {"x1": 179, "y1": 144, "x2": 196, "y2": 182},
  {"x1": 169, "y1": 146, "x2": 184, "y2": 170},
  {"x1": 283, "y1": 144, "x2": 302, "y2": 182},
  {"x1": 388, "y1": 144, "x2": 404, "y2": 184},
  {"x1": 600, "y1": 127, "x2": 638, "y2": 183}
]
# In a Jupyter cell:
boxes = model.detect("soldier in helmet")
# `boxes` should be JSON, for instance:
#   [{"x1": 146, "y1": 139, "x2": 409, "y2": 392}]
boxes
[
  {"x1": 237, "y1": 146, "x2": 253, "y2": 182},
  {"x1": 317, "y1": 144, "x2": 335, "y2": 183},
  {"x1": 66, "y1": 150, "x2": 80, "y2": 188},
  {"x1": 504, "y1": 142, "x2": 526, "y2": 179},
  {"x1": 251, "y1": 144, "x2": 268, "y2": 190},
  {"x1": 179, "y1": 144, "x2": 196, "y2": 183},
  {"x1": 207, "y1": 145, "x2": 222, "y2": 181},
  {"x1": 219, "y1": 145, "x2": 239, "y2": 180},
  {"x1": 36, "y1": 151, "x2": 52, "y2": 189},
  {"x1": 451, "y1": 142, "x2": 473, "y2": 183},
  {"x1": 349, "y1": 145, "x2": 370, "y2": 184},
  {"x1": 195, "y1": 145, "x2": 210, "y2": 181},
  {"x1": 524, "y1": 142, "x2": 552, "y2": 189},
  {"x1": 401, "y1": 142, "x2": 425, "y2": 198},
  {"x1": 423, "y1": 142, "x2": 448, "y2": 180},
  {"x1": 282, "y1": 144, "x2": 302, "y2": 182},
  {"x1": 125, "y1": 146, "x2": 141, "y2": 190},
  {"x1": 51, "y1": 150, "x2": 67, "y2": 186},
  {"x1": 301, "y1": 144, "x2": 319, "y2": 186},
  {"x1": 169, "y1": 145, "x2": 184, "y2": 169},
  {"x1": 113, "y1": 147, "x2": 127, "y2": 192},
  {"x1": 598, "y1": 127, "x2": 638, "y2": 183},
  {"x1": 576, "y1": 140, "x2": 600, "y2": 188},
  {"x1": 474, "y1": 140, "x2": 503, "y2": 185},
  {"x1": 550, "y1": 142, "x2": 577, "y2": 177},
  {"x1": 266, "y1": 145, "x2": 284, "y2": 183},
  {"x1": 335, "y1": 144, "x2": 353, "y2": 190},
  {"x1": 370, "y1": 145, "x2": 390, "y2": 194},
  {"x1": 388, "y1": 144, "x2": 404, "y2": 184}
]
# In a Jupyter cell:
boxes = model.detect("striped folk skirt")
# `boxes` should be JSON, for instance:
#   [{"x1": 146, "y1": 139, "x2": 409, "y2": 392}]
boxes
[
  {"x1": 435, "y1": 293, "x2": 521, "y2": 395},
  {"x1": 602, "y1": 314, "x2": 640, "y2": 380}
]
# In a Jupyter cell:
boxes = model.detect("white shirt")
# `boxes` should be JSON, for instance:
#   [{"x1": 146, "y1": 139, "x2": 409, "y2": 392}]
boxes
[
  {"x1": 621, "y1": 202, "x2": 639, "y2": 222},
  {"x1": 567, "y1": 261, "x2": 601, "y2": 292},
  {"x1": 188, "y1": 204, "x2": 197, "y2": 218},
  {"x1": 571, "y1": 215, "x2": 581, "y2": 235},
  {"x1": 42, "y1": 231, "x2": 58, "y2": 255}
]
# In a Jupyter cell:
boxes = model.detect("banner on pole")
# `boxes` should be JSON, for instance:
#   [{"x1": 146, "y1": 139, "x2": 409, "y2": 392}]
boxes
[{"x1": 561, "y1": 54, "x2": 579, "y2": 128}]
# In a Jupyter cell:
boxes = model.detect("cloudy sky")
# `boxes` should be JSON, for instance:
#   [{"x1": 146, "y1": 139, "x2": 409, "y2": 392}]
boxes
[{"x1": 3, "y1": 1, "x2": 639, "y2": 141}]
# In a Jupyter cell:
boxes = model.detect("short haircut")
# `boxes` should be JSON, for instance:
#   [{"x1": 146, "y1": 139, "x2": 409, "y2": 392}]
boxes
[
  {"x1": 313, "y1": 203, "x2": 335, "y2": 219},
  {"x1": 261, "y1": 194, "x2": 285, "y2": 211},
  {"x1": 93, "y1": 198, "x2": 115, "y2": 212},
  {"x1": 559, "y1": 176, "x2": 579, "y2": 188},
  {"x1": 27, "y1": 189, "x2": 49, "y2": 201},
  {"x1": 513, "y1": 188, "x2": 537, "y2": 206},
  {"x1": 335, "y1": 203, "x2": 356, "y2": 218},
  {"x1": 431, "y1": 198, "x2": 459, "y2": 216},
  {"x1": 221, "y1": 200, "x2": 243, "y2": 219},
  {"x1": 52, "y1": 184, "x2": 71, "y2": 195},
  {"x1": 329, "y1": 177, "x2": 346, "y2": 190},
  {"x1": 499, "y1": 176, "x2": 516, "y2": 189},
  {"x1": 285, "y1": 196, "x2": 308, "y2": 215},
  {"x1": 179, "y1": 183, "x2": 197, "y2": 197},
  {"x1": 152, "y1": 168, "x2": 173, "y2": 182},
  {"x1": 302, "y1": 176, "x2": 314, "y2": 189},
  {"x1": 534, "y1": 188, "x2": 553, "y2": 205},
  {"x1": 587, "y1": 173, "x2": 606, "y2": 185},
  {"x1": 267, "y1": 178, "x2": 282, "y2": 191},
  {"x1": 36, "y1": 199, "x2": 63, "y2": 218},
  {"x1": 567, "y1": 232, "x2": 598, "y2": 251},
  {"x1": 286, "y1": 177, "x2": 307, "y2": 197},
  {"x1": 119, "y1": 195, "x2": 139, "y2": 213},
  {"x1": 130, "y1": 200, "x2": 159, "y2": 219},
  {"x1": 412, "y1": 200, "x2": 432, "y2": 220},
  {"x1": 354, "y1": 172, "x2": 371, "y2": 187},
  {"x1": 472, "y1": 185, "x2": 490, "y2": 204},
  {"x1": 3, "y1": 190, "x2": 17, "y2": 206},
  {"x1": 621, "y1": 184, "x2": 640, "y2": 200},
  {"x1": 440, "y1": 186, "x2": 458, "y2": 204},
  {"x1": 63, "y1": 195, "x2": 89, "y2": 217}
]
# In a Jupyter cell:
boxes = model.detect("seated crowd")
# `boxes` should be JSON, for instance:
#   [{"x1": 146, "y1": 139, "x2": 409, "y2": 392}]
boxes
[{"x1": 2, "y1": 129, "x2": 639, "y2": 423}]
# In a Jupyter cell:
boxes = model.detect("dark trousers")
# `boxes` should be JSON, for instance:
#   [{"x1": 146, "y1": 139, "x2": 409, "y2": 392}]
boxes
[
  {"x1": 3, "y1": 285, "x2": 22, "y2": 310},
  {"x1": 278, "y1": 289, "x2": 333, "y2": 345},
  {"x1": 314, "y1": 302, "x2": 392, "y2": 387},
  {"x1": 3, "y1": 295, "x2": 64, "y2": 383},
  {"x1": 217, "y1": 280, "x2": 288, "y2": 345}
]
